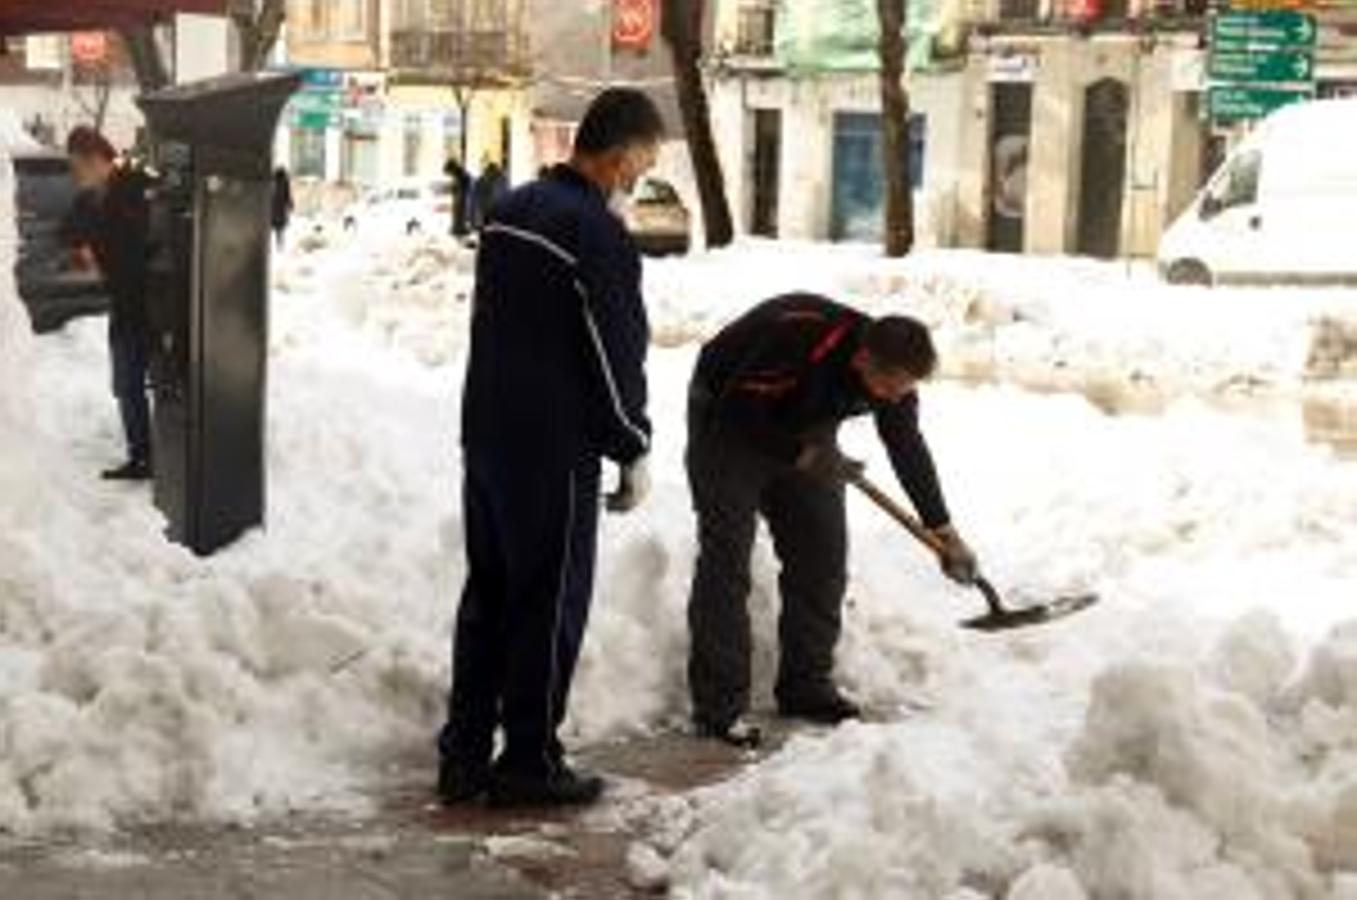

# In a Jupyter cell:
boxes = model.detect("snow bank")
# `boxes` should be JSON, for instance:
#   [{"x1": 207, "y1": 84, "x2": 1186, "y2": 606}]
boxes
[
  {"x1": 645, "y1": 240, "x2": 1357, "y2": 402},
  {"x1": 0, "y1": 147, "x2": 34, "y2": 423},
  {"x1": 641, "y1": 613, "x2": 1357, "y2": 899},
  {"x1": 3, "y1": 209, "x2": 1357, "y2": 893}
]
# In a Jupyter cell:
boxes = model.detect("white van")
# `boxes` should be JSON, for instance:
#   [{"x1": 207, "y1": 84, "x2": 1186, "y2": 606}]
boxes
[{"x1": 1158, "y1": 98, "x2": 1357, "y2": 287}]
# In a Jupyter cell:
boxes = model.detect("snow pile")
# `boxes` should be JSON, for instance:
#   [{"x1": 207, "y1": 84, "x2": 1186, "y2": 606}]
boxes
[
  {"x1": 645, "y1": 240, "x2": 1357, "y2": 400},
  {"x1": 272, "y1": 228, "x2": 475, "y2": 368},
  {"x1": 3, "y1": 201, "x2": 1357, "y2": 879},
  {"x1": 0, "y1": 146, "x2": 50, "y2": 604},
  {"x1": 639, "y1": 614, "x2": 1357, "y2": 899},
  {"x1": 278, "y1": 234, "x2": 1357, "y2": 404}
]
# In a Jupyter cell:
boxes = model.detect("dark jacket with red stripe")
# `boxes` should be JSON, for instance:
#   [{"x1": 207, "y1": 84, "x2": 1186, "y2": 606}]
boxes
[{"x1": 693, "y1": 293, "x2": 951, "y2": 528}]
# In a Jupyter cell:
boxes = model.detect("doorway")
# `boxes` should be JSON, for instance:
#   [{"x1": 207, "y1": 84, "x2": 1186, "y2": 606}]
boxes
[
  {"x1": 751, "y1": 108, "x2": 781, "y2": 237},
  {"x1": 1076, "y1": 78, "x2": 1129, "y2": 258},
  {"x1": 986, "y1": 82, "x2": 1032, "y2": 253}
]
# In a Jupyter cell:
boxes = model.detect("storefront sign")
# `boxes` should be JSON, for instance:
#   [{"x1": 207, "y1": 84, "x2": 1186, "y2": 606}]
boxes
[
  {"x1": 613, "y1": 0, "x2": 655, "y2": 51},
  {"x1": 70, "y1": 32, "x2": 108, "y2": 67},
  {"x1": 988, "y1": 53, "x2": 1038, "y2": 83}
]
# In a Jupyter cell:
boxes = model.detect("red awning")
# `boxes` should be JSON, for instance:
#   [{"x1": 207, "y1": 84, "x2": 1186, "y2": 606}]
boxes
[{"x1": 0, "y1": 1, "x2": 228, "y2": 36}]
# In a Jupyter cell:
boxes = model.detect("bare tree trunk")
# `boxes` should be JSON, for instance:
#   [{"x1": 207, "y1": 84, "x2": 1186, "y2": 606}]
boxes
[
  {"x1": 75, "y1": 68, "x2": 114, "y2": 132},
  {"x1": 120, "y1": 27, "x2": 170, "y2": 92},
  {"x1": 231, "y1": 0, "x2": 288, "y2": 72},
  {"x1": 661, "y1": 0, "x2": 734, "y2": 249},
  {"x1": 877, "y1": 0, "x2": 913, "y2": 257}
]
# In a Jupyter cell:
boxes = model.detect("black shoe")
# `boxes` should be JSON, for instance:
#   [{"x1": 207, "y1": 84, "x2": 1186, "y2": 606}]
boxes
[
  {"x1": 101, "y1": 459, "x2": 152, "y2": 481},
  {"x1": 694, "y1": 715, "x2": 763, "y2": 749},
  {"x1": 437, "y1": 757, "x2": 492, "y2": 805},
  {"x1": 487, "y1": 763, "x2": 605, "y2": 808},
  {"x1": 777, "y1": 691, "x2": 862, "y2": 725}
]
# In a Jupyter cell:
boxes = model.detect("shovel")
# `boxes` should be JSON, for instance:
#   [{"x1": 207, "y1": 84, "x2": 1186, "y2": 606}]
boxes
[{"x1": 845, "y1": 469, "x2": 1098, "y2": 631}]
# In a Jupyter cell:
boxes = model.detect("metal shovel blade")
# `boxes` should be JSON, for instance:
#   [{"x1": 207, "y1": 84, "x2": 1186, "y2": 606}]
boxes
[{"x1": 960, "y1": 578, "x2": 1100, "y2": 632}]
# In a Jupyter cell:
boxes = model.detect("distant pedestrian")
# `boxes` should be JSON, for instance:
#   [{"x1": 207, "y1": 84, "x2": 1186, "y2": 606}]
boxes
[
  {"x1": 471, "y1": 158, "x2": 508, "y2": 231},
  {"x1": 271, "y1": 166, "x2": 293, "y2": 249},
  {"x1": 437, "y1": 88, "x2": 664, "y2": 808},
  {"x1": 443, "y1": 156, "x2": 472, "y2": 237},
  {"x1": 63, "y1": 126, "x2": 153, "y2": 481}
]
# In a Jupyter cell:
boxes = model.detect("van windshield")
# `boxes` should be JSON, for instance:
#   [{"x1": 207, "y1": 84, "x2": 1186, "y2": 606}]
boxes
[{"x1": 1205, "y1": 150, "x2": 1262, "y2": 216}]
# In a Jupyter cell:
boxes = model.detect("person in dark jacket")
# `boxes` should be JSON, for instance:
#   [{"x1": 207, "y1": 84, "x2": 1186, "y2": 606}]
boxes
[
  {"x1": 443, "y1": 156, "x2": 472, "y2": 237},
  {"x1": 65, "y1": 126, "x2": 153, "y2": 481},
  {"x1": 470, "y1": 158, "x2": 508, "y2": 231},
  {"x1": 686, "y1": 294, "x2": 979, "y2": 747},
  {"x1": 437, "y1": 88, "x2": 664, "y2": 808},
  {"x1": 271, "y1": 167, "x2": 293, "y2": 249}
]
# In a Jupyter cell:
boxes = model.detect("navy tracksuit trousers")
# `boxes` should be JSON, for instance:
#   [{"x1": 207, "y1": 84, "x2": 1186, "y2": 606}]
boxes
[{"x1": 438, "y1": 449, "x2": 601, "y2": 775}]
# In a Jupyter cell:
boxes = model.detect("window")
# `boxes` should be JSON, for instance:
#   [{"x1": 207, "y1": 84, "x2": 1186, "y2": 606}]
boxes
[
  {"x1": 334, "y1": 0, "x2": 368, "y2": 40},
  {"x1": 909, "y1": 114, "x2": 927, "y2": 190},
  {"x1": 635, "y1": 179, "x2": 679, "y2": 206},
  {"x1": 1205, "y1": 149, "x2": 1261, "y2": 216},
  {"x1": 736, "y1": 2, "x2": 776, "y2": 56},
  {"x1": 288, "y1": 0, "x2": 326, "y2": 37},
  {"x1": 292, "y1": 126, "x2": 326, "y2": 178},
  {"x1": 999, "y1": 0, "x2": 1040, "y2": 20},
  {"x1": 399, "y1": 0, "x2": 430, "y2": 29}
]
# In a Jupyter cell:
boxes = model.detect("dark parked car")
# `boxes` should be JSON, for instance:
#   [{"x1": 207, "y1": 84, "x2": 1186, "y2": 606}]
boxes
[
  {"x1": 13, "y1": 147, "x2": 109, "y2": 333},
  {"x1": 623, "y1": 176, "x2": 691, "y2": 257}
]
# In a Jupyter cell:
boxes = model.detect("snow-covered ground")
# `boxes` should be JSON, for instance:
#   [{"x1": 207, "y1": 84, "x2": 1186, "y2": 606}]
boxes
[{"x1": 5, "y1": 148, "x2": 1357, "y2": 897}]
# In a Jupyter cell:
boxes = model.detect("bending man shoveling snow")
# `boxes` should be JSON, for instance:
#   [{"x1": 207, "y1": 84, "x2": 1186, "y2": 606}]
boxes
[{"x1": 686, "y1": 293, "x2": 979, "y2": 747}]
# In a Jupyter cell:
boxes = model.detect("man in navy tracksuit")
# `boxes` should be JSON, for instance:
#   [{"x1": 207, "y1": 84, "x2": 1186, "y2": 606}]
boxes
[
  {"x1": 687, "y1": 294, "x2": 980, "y2": 746},
  {"x1": 438, "y1": 89, "x2": 663, "y2": 808}
]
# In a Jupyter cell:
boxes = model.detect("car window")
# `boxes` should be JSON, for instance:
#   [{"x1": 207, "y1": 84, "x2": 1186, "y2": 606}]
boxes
[
  {"x1": 1208, "y1": 150, "x2": 1262, "y2": 213},
  {"x1": 635, "y1": 179, "x2": 678, "y2": 206},
  {"x1": 430, "y1": 183, "x2": 454, "y2": 198},
  {"x1": 396, "y1": 188, "x2": 419, "y2": 200}
]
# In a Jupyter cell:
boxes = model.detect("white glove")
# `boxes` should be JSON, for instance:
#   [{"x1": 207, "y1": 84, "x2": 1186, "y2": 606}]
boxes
[
  {"x1": 607, "y1": 455, "x2": 650, "y2": 514},
  {"x1": 931, "y1": 525, "x2": 979, "y2": 585}
]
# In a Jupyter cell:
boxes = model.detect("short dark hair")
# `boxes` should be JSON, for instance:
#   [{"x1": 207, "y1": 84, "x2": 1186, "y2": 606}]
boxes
[
  {"x1": 863, "y1": 316, "x2": 938, "y2": 379},
  {"x1": 66, "y1": 126, "x2": 116, "y2": 162},
  {"x1": 574, "y1": 88, "x2": 665, "y2": 155}
]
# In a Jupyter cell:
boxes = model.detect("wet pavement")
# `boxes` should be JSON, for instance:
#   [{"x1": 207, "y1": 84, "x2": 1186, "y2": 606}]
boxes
[{"x1": 0, "y1": 726, "x2": 794, "y2": 900}]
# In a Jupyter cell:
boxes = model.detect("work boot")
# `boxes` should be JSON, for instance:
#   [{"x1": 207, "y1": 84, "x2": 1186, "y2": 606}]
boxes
[
  {"x1": 101, "y1": 458, "x2": 152, "y2": 482},
  {"x1": 437, "y1": 757, "x2": 492, "y2": 806},
  {"x1": 694, "y1": 714, "x2": 763, "y2": 749},
  {"x1": 487, "y1": 763, "x2": 605, "y2": 809},
  {"x1": 777, "y1": 689, "x2": 861, "y2": 726}
]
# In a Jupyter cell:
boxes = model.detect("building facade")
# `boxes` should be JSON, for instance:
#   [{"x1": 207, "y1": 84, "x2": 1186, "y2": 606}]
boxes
[
  {"x1": 280, "y1": 0, "x2": 533, "y2": 191},
  {"x1": 710, "y1": 0, "x2": 1357, "y2": 257},
  {"x1": 1, "y1": 17, "x2": 232, "y2": 152}
]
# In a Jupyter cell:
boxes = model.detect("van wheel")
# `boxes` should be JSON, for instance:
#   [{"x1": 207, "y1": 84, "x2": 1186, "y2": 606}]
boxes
[
  {"x1": 1166, "y1": 259, "x2": 1213, "y2": 287},
  {"x1": 1161, "y1": 259, "x2": 1215, "y2": 286}
]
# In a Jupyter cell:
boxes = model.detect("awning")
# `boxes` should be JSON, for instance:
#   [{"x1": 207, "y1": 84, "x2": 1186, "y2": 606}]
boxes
[{"x1": 0, "y1": 1, "x2": 228, "y2": 36}]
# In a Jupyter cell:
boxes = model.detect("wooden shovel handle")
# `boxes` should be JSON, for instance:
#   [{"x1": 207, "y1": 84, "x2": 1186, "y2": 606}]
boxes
[{"x1": 845, "y1": 470, "x2": 948, "y2": 558}]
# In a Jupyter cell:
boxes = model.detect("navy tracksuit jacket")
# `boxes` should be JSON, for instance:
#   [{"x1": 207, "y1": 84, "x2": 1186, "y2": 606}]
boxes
[{"x1": 440, "y1": 164, "x2": 651, "y2": 774}]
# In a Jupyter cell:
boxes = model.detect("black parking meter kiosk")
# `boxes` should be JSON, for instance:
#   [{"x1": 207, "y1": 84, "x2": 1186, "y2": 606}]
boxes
[{"x1": 138, "y1": 72, "x2": 299, "y2": 556}]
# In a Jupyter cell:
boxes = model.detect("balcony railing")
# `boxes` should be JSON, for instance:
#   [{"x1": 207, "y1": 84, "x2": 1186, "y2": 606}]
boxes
[
  {"x1": 390, "y1": 28, "x2": 528, "y2": 78},
  {"x1": 998, "y1": 0, "x2": 1042, "y2": 19}
]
